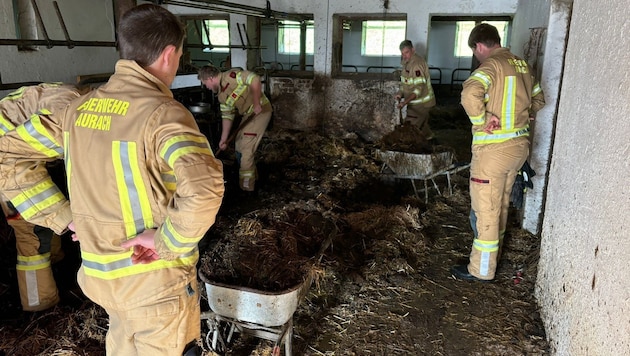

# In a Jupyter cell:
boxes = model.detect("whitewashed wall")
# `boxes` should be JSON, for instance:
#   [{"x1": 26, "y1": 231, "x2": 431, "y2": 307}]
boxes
[
  {"x1": 535, "y1": 0, "x2": 630, "y2": 354},
  {"x1": 0, "y1": 0, "x2": 119, "y2": 97}
]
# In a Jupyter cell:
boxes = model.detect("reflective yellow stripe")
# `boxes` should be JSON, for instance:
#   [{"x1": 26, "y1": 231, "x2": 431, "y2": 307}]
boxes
[
  {"x1": 239, "y1": 169, "x2": 255, "y2": 179},
  {"x1": 220, "y1": 103, "x2": 235, "y2": 121},
  {"x1": 469, "y1": 71, "x2": 492, "y2": 90},
  {"x1": 400, "y1": 76, "x2": 426, "y2": 85},
  {"x1": 64, "y1": 132, "x2": 72, "y2": 197},
  {"x1": 159, "y1": 135, "x2": 213, "y2": 168},
  {"x1": 242, "y1": 72, "x2": 256, "y2": 85},
  {"x1": 225, "y1": 72, "x2": 249, "y2": 107},
  {"x1": 81, "y1": 248, "x2": 198, "y2": 280},
  {"x1": 469, "y1": 113, "x2": 485, "y2": 125},
  {"x1": 16, "y1": 253, "x2": 51, "y2": 271},
  {"x1": 473, "y1": 127, "x2": 529, "y2": 144},
  {"x1": 15, "y1": 116, "x2": 63, "y2": 158},
  {"x1": 1, "y1": 86, "x2": 28, "y2": 101},
  {"x1": 113, "y1": 141, "x2": 154, "y2": 238},
  {"x1": 243, "y1": 95, "x2": 270, "y2": 116},
  {"x1": 10, "y1": 178, "x2": 66, "y2": 220},
  {"x1": 532, "y1": 82, "x2": 542, "y2": 96},
  {"x1": 473, "y1": 238, "x2": 499, "y2": 252},
  {"x1": 501, "y1": 76, "x2": 517, "y2": 130},
  {"x1": 160, "y1": 217, "x2": 202, "y2": 254},
  {"x1": 0, "y1": 114, "x2": 16, "y2": 136},
  {"x1": 161, "y1": 171, "x2": 177, "y2": 192}
]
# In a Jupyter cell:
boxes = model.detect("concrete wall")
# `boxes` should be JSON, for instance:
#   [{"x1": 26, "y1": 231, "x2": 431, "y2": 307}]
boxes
[
  {"x1": 0, "y1": 0, "x2": 119, "y2": 97},
  {"x1": 535, "y1": 0, "x2": 630, "y2": 354}
]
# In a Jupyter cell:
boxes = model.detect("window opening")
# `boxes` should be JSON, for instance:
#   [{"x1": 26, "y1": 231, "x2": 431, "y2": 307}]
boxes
[
  {"x1": 361, "y1": 20, "x2": 406, "y2": 56},
  {"x1": 278, "y1": 20, "x2": 314, "y2": 55},
  {"x1": 455, "y1": 20, "x2": 510, "y2": 57},
  {"x1": 202, "y1": 19, "x2": 230, "y2": 53}
]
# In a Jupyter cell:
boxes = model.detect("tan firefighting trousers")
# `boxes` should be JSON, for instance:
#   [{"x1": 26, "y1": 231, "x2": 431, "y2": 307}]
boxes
[
  {"x1": 405, "y1": 104, "x2": 433, "y2": 140},
  {"x1": 7, "y1": 216, "x2": 62, "y2": 311},
  {"x1": 104, "y1": 277, "x2": 201, "y2": 356},
  {"x1": 467, "y1": 136, "x2": 529, "y2": 280},
  {"x1": 236, "y1": 109, "x2": 272, "y2": 191}
]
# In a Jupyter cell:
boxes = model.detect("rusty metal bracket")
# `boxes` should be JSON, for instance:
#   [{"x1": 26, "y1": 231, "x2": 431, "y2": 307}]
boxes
[{"x1": 53, "y1": 1, "x2": 74, "y2": 49}]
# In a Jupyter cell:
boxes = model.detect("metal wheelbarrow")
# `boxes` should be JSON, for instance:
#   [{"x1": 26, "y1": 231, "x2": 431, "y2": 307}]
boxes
[
  {"x1": 199, "y1": 270, "x2": 313, "y2": 356},
  {"x1": 375, "y1": 149, "x2": 469, "y2": 203}
]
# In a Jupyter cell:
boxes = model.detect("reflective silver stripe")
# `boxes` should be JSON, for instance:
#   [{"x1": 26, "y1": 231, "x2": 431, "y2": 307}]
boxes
[
  {"x1": 82, "y1": 248, "x2": 197, "y2": 272},
  {"x1": 473, "y1": 127, "x2": 529, "y2": 144},
  {"x1": 16, "y1": 254, "x2": 51, "y2": 269},
  {"x1": 82, "y1": 257, "x2": 133, "y2": 272},
  {"x1": 13, "y1": 185, "x2": 64, "y2": 213},
  {"x1": 161, "y1": 140, "x2": 210, "y2": 166},
  {"x1": 0, "y1": 118, "x2": 14, "y2": 135},
  {"x1": 161, "y1": 222, "x2": 199, "y2": 250},
  {"x1": 118, "y1": 141, "x2": 145, "y2": 235},
  {"x1": 23, "y1": 120, "x2": 63, "y2": 155}
]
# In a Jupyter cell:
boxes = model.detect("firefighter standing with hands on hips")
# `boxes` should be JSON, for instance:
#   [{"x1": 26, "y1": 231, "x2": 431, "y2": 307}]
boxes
[
  {"x1": 394, "y1": 40, "x2": 436, "y2": 140},
  {"x1": 198, "y1": 65, "x2": 272, "y2": 192},
  {"x1": 451, "y1": 23, "x2": 545, "y2": 282},
  {"x1": 0, "y1": 82, "x2": 88, "y2": 312},
  {"x1": 0, "y1": 4, "x2": 224, "y2": 355}
]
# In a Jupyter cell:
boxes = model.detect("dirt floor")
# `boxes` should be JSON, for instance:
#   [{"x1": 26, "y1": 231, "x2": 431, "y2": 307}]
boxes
[{"x1": 0, "y1": 94, "x2": 550, "y2": 356}]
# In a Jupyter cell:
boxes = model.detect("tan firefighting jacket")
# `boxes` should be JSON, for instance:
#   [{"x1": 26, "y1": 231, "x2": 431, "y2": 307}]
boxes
[
  {"x1": 0, "y1": 83, "x2": 85, "y2": 135},
  {"x1": 0, "y1": 60, "x2": 225, "y2": 309},
  {"x1": 461, "y1": 47, "x2": 545, "y2": 145},
  {"x1": 398, "y1": 53, "x2": 436, "y2": 108},
  {"x1": 0, "y1": 82, "x2": 83, "y2": 213},
  {"x1": 217, "y1": 69, "x2": 272, "y2": 121}
]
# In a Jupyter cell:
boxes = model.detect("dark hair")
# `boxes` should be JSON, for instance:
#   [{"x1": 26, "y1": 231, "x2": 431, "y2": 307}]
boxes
[
  {"x1": 399, "y1": 40, "x2": 413, "y2": 51},
  {"x1": 117, "y1": 4, "x2": 185, "y2": 67},
  {"x1": 197, "y1": 65, "x2": 221, "y2": 81},
  {"x1": 468, "y1": 23, "x2": 501, "y2": 49}
]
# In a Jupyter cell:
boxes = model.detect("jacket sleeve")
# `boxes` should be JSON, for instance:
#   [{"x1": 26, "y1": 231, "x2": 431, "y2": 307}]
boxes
[
  {"x1": 152, "y1": 104, "x2": 225, "y2": 260},
  {"x1": 530, "y1": 81, "x2": 545, "y2": 116},
  {"x1": 461, "y1": 68, "x2": 492, "y2": 126},
  {"x1": 0, "y1": 113, "x2": 72, "y2": 234}
]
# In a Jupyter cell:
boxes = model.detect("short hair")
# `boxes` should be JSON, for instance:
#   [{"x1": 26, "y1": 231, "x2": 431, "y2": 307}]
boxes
[
  {"x1": 468, "y1": 23, "x2": 501, "y2": 49},
  {"x1": 116, "y1": 4, "x2": 185, "y2": 67},
  {"x1": 399, "y1": 40, "x2": 413, "y2": 51},
  {"x1": 198, "y1": 65, "x2": 221, "y2": 81}
]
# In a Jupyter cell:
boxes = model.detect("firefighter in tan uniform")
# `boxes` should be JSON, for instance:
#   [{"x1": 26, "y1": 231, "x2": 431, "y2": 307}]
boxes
[
  {"x1": 0, "y1": 83, "x2": 86, "y2": 311},
  {"x1": 198, "y1": 65, "x2": 272, "y2": 191},
  {"x1": 0, "y1": 5, "x2": 224, "y2": 355},
  {"x1": 451, "y1": 24, "x2": 545, "y2": 282},
  {"x1": 395, "y1": 40, "x2": 436, "y2": 139}
]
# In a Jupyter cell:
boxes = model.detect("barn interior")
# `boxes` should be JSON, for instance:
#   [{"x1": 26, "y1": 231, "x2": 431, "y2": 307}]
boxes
[{"x1": 1, "y1": 1, "x2": 629, "y2": 356}]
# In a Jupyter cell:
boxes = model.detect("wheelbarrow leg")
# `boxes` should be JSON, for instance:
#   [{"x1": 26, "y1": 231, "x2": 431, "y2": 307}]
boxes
[{"x1": 284, "y1": 319, "x2": 293, "y2": 356}]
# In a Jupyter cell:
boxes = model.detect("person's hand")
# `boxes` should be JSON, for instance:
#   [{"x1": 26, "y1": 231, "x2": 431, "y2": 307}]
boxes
[
  {"x1": 394, "y1": 93, "x2": 402, "y2": 101},
  {"x1": 67, "y1": 221, "x2": 78, "y2": 242},
  {"x1": 120, "y1": 229, "x2": 160, "y2": 264},
  {"x1": 484, "y1": 115, "x2": 501, "y2": 134},
  {"x1": 397, "y1": 99, "x2": 406, "y2": 110},
  {"x1": 253, "y1": 103, "x2": 262, "y2": 115},
  {"x1": 218, "y1": 139, "x2": 228, "y2": 151}
]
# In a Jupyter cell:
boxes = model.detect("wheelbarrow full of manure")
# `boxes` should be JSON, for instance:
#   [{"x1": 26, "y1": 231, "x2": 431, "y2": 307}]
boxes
[
  {"x1": 199, "y1": 270, "x2": 313, "y2": 356},
  {"x1": 375, "y1": 149, "x2": 469, "y2": 203}
]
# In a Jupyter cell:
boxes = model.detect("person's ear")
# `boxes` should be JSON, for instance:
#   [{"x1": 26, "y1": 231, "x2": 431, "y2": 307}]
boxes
[{"x1": 162, "y1": 44, "x2": 177, "y2": 67}]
